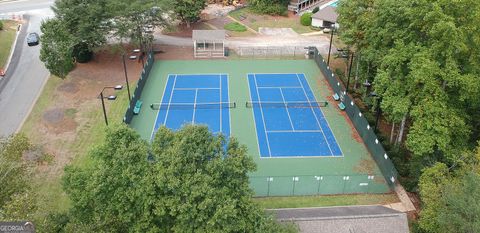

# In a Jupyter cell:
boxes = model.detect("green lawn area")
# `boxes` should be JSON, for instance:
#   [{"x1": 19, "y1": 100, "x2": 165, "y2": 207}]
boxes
[
  {"x1": 255, "y1": 193, "x2": 400, "y2": 209},
  {"x1": 0, "y1": 20, "x2": 18, "y2": 69},
  {"x1": 224, "y1": 22, "x2": 247, "y2": 32},
  {"x1": 21, "y1": 75, "x2": 131, "y2": 215},
  {"x1": 229, "y1": 7, "x2": 315, "y2": 34}
]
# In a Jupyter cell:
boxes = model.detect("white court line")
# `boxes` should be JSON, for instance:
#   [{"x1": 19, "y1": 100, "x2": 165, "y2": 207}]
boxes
[
  {"x1": 163, "y1": 75, "x2": 178, "y2": 125},
  {"x1": 296, "y1": 73, "x2": 334, "y2": 156},
  {"x1": 226, "y1": 74, "x2": 232, "y2": 136},
  {"x1": 254, "y1": 74, "x2": 272, "y2": 157},
  {"x1": 219, "y1": 74, "x2": 222, "y2": 133},
  {"x1": 300, "y1": 73, "x2": 344, "y2": 156},
  {"x1": 279, "y1": 88, "x2": 295, "y2": 131},
  {"x1": 257, "y1": 86, "x2": 303, "y2": 89},
  {"x1": 174, "y1": 87, "x2": 220, "y2": 90},
  {"x1": 192, "y1": 89, "x2": 198, "y2": 123},
  {"x1": 267, "y1": 130, "x2": 323, "y2": 133},
  {"x1": 150, "y1": 74, "x2": 174, "y2": 141},
  {"x1": 246, "y1": 74, "x2": 263, "y2": 158}
]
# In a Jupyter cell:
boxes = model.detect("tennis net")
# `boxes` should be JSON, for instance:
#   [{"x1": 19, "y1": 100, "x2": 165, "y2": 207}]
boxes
[
  {"x1": 150, "y1": 102, "x2": 236, "y2": 110},
  {"x1": 245, "y1": 101, "x2": 328, "y2": 108}
]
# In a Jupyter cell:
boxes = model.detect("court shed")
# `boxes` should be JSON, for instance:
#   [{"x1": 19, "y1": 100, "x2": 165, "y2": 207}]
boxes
[{"x1": 193, "y1": 30, "x2": 226, "y2": 58}]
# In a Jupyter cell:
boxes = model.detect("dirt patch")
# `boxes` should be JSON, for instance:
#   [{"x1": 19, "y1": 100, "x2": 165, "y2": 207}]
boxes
[
  {"x1": 153, "y1": 45, "x2": 196, "y2": 60},
  {"x1": 354, "y1": 158, "x2": 376, "y2": 174},
  {"x1": 57, "y1": 81, "x2": 78, "y2": 93},
  {"x1": 43, "y1": 108, "x2": 64, "y2": 125}
]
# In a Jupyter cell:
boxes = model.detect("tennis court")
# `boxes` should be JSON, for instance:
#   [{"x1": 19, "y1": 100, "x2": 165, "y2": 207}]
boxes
[
  {"x1": 247, "y1": 73, "x2": 342, "y2": 157},
  {"x1": 150, "y1": 74, "x2": 232, "y2": 139},
  {"x1": 130, "y1": 60, "x2": 391, "y2": 196}
]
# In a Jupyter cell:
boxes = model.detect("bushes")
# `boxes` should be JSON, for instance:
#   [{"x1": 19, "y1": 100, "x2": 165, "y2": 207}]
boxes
[
  {"x1": 249, "y1": 0, "x2": 289, "y2": 16},
  {"x1": 0, "y1": 20, "x2": 3, "y2": 30},
  {"x1": 300, "y1": 12, "x2": 312, "y2": 26},
  {"x1": 73, "y1": 42, "x2": 93, "y2": 63},
  {"x1": 224, "y1": 22, "x2": 247, "y2": 32},
  {"x1": 312, "y1": 6, "x2": 319, "y2": 14}
]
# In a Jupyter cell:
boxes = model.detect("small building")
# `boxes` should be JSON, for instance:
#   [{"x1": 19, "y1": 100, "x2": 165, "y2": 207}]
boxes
[
  {"x1": 311, "y1": 6, "x2": 338, "y2": 28},
  {"x1": 288, "y1": 0, "x2": 328, "y2": 14},
  {"x1": 192, "y1": 30, "x2": 226, "y2": 58},
  {"x1": 273, "y1": 205, "x2": 409, "y2": 233}
]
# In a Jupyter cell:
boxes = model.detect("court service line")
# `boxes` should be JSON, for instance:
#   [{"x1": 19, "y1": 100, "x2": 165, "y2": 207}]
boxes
[
  {"x1": 254, "y1": 74, "x2": 272, "y2": 157},
  {"x1": 257, "y1": 86, "x2": 303, "y2": 89},
  {"x1": 279, "y1": 88, "x2": 295, "y2": 131},
  {"x1": 163, "y1": 75, "x2": 178, "y2": 125},
  {"x1": 266, "y1": 130, "x2": 323, "y2": 133},
  {"x1": 192, "y1": 89, "x2": 198, "y2": 123},
  {"x1": 174, "y1": 87, "x2": 220, "y2": 90},
  {"x1": 296, "y1": 73, "x2": 334, "y2": 156}
]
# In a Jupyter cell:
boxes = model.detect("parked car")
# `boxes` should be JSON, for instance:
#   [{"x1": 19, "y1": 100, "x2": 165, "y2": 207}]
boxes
[{"x1": 26, "y1": 32, "x2": 40, "y2": 46}]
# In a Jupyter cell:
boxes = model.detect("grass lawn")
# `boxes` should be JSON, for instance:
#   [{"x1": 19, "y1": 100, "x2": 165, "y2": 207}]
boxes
[
  {"x1": 0, "y1": 20, "x2": 18, "y2": 69},
  {"x1": 21, "y1": 75, "x2": 131, "y2": 215},
  {"x1": 229, "y1": 7, "x2": 315, "y2": 34},
  {"x1": 255, "y1": 193, "x2": 400, "y2": 209},
  {"x1": 224, "y1": 22, "x2": 247, "y2": 32}
]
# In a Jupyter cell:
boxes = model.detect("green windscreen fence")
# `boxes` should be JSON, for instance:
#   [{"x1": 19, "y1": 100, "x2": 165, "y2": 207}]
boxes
[
  {"x1": 124, "y1": 51, "x2": 155, "y2": 124},
  {"x1": 250, "y1": 174, "x2": 388, "y2": 196},
  {"x1": 311, "y1": 47, "x2": 399, "y2": 190}
]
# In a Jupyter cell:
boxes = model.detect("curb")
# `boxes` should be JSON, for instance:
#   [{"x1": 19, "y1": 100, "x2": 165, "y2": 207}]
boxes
[
  {"x1": 15, "y1": 73, "x2": 50, "y2": 134},
  {"x1": 1, "y1": 23, "x2": 22, "y2": 78}
]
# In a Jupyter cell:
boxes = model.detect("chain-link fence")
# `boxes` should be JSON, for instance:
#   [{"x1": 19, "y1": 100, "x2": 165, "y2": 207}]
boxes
[
  {"x1": 310, "y1": 47, "x2": 399, "y2": 190},
  {"x1": 250, "y1": 174, "x2": 389, "y2": 197},
  {"x1": 230, "y1": 46, "x2": 310, "y2": 60},
  {"x1": 123, "y1": 51, "x2": 155, "y2": 124}
]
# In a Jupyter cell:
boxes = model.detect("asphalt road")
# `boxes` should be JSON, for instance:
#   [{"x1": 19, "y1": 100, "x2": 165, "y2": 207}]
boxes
[{"x1": 0, "y1": 1, "x2": 53, "y2": 137}]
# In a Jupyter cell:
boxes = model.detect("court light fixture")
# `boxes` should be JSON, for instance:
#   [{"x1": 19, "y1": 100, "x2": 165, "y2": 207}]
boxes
[
  {"x1": 114, "y1": 85, "x2": 123, "y2": 90},
  {"x1": 107, "y1": 95, "x2": 117, "y2": 100}
]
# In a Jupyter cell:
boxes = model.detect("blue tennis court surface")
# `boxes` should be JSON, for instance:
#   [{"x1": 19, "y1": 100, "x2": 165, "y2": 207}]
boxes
[
  {"x1": 248, "y1": 73, "x2": 342, "y2": 158},
  {"x1": 151, "y1": 74, "x2": 230, "y2": 139}
]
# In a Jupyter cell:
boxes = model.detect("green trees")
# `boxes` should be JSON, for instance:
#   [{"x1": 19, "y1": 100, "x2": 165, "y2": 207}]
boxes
[
  {"x1": 57, "y1": 124, "x2": 296, "y2": 232},
  {"x1": 40, "y1": 0, "x2": 171, "y2": 78},
  {"x1": 418, "y1": 146, "x2": 480, "y2": 233},
  {"x1": 0, "y1": 135, "x2": 37, "y2": 221},
  {"x1": 249, "y1": 0, "x2": 290, "y2": 15},
  {"x1": 39, "y1": 19, "x2": 75, "y2": 79},
  {"x1": 173, "y1": 0, "x2": 207, "y2": 28},
  {"x1": 338, "y1": 1, "x2": 480, "y2": 230},
  {"x1": 337, "y1": 0, "x2": 480, "y2": 184},
  {"x1": 300, "y1": 13, "x2": 312, "y2": 26}
]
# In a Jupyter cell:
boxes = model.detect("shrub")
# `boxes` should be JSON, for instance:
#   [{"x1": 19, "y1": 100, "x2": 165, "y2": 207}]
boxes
[
  {"x1": 224, "y1": 22, "x2": 247, "y2": 32},
  {"x1": 300, "y1": 12, "x2": 312, "y2": 26},
  {"x1": 73, "y1": 42, "x2": 93, "y2": 63},
  {"x1": 0, "y1": 20, "x2": 3, "y2": 30},
  {"x1": 312, "y1": 6, "x2": 320, "y2": 13},
  {"x1": 249, "y1": 1, "x2": 288, "y2": 16}
]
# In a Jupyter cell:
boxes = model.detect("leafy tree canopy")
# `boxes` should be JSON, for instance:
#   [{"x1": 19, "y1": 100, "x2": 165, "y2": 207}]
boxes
[
  {"x1": 337, "y1": 0, "x2": 480, "y2": 162},
  {"x1": 173, "y1": 0, "x2": 207, "y2": 28},
  {"x1": 59, "y1": 124, "x2": 296, "y2": 232}
]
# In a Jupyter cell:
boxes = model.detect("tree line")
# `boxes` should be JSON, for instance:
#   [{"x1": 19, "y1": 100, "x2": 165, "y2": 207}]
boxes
[
  {"x1": 40, "y1": 0, "x2": 207, "y2": 78},
  {"x1": 337, "y1": 0, "x2": 480, "y2": 232}
]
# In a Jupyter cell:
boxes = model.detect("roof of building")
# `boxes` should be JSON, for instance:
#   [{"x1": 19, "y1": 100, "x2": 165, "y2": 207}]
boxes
[
  {"x1": 192, "y1": 30, "x2": 226, "y2": 41},
  {"x1": 312, "y1": 6, "x2": 338, "y2": 23},
  {"x1": 272, "y1": 205, "x2": 409, "y2": 233}
]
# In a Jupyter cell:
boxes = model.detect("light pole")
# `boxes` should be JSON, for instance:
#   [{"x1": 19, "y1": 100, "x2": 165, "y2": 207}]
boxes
[
  {"x1": 122, "y1": 54, "x2": 132, "y2": 102},
  {"x1": 346, "y1": 52, "x2": 355, "y2": 93},
  {"x1": 369, "y1": 92, "x2": 382, "y2": 131},
  {"x1": 327, "y1": 26, "x2": 335, "y2": 66},
  {"x1": 99, "y1": 85, "x2": 123, "y2": 126}
]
